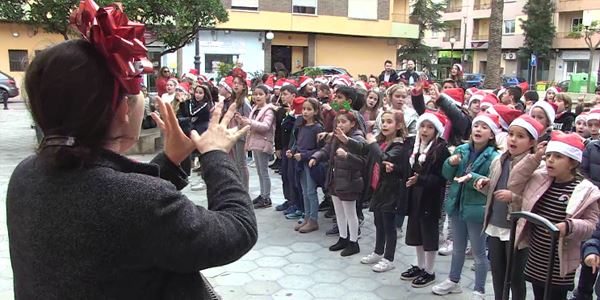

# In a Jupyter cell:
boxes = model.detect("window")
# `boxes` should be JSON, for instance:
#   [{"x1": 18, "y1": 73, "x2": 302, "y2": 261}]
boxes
[
  {"x1": 8, "y1": 50, "x2": 28, "y2": 72},
  {"x1": 565, "y1": 60, "x2": 589, "y2": 74},
  {"x1": 503, "y1": 20, "x2": 515, "y2": 35},
  {"x1": 572, "y1": 18, "x2": 583, "y2": 31},
  {"x1": 231, "y1": 0, "x2": 258, "y2": 11},
  {"x1": 292, "y1": 0, "x2": 317, "y2": 15},
  {"x1": 348, "y1": 0, "x2": 377, "y2": 20},
  {"x1": 205, "y1": 54, "x2": 236, "y2": 74}
]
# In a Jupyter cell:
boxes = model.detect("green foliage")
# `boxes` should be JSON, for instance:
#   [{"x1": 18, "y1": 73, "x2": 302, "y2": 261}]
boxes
[
  {"x1": 520, "y1": 0, "x2": 556, "y2": 58},
  {"x1": 398, "y1": 0, "x2": 446, "y2": 67},
  {"x1": 302, "y1": 67, "x2": 324, "y2": 77},
  {"x1": 0, "y1": 0, "x2": 228, "y2": 56},
  {"x1": 217, "y1": 62, "x2": 234, "y2": 81}
]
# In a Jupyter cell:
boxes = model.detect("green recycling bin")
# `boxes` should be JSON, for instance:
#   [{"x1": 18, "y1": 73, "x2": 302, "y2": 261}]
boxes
[{"x1": 569, "y1": 73, "x2": 598, "y2": 93}]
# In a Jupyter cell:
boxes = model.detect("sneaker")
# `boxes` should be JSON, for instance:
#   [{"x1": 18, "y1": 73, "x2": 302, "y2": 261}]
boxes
[
  {"x1": 401, "y1": 265, "x2": 424, "y2": 281},
  {"x1": 324, "y1": 209, "x2": 335, "y2": 218},
  {"x1": 252, "y1": 195, "x2": 263, "y2": 205},
  {"x1": 285, "y1": 210, "x2": 303, "y2": 220},
  {"x1": 326, "y1": 224, "x2": 339, "y2": 236},
  {"x1": 253, "y1": 197, "x2": 272, "y2": 209},
  {"x1": 412, "y1": 272, "x2": 436, "y2": 288},
  {"x1": 431, "y1": 279, "x2": 462, "y2": 295},
  {"x1": 275, "y1": 201, "x2": 290, "y2": 212},
  {"x1": 190, "y1": 182, "x2": 206, "y2": 191},
  {"x1": 318, "y1": 197, "x2": 331, "y2": 211},
  {"x1": 372, "y1": 258, "x2": 394, "y2": 272},
  {"x1": 283, "y1": 205, "x2": 297, "y2": 215},
  {"x1": 471, "y1": 291, "x2": 485, "y2": 300},
  {"x1": 361, "y1": 252, "x2": 382, "y2": 264},
  {"x1": 465, "y1": 246, "x2": 473, "y2": 258},
  {"x1": 438, "y1": 240, "x2": 453, "y2": 256},
  {"x1": 340, "y1": 241, "x2": 360, "y2": 257},
  {"x1": 396, "y1": 228, "x2": 403, "y2": 238}
]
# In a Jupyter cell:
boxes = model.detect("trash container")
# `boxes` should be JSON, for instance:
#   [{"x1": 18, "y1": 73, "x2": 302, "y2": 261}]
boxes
[
  {"x1": 569, "y1": 73, "x2": 588, "y2": 93},
  {"x1": 536, "y1": 82, "x2": 548, "y2": 91}
]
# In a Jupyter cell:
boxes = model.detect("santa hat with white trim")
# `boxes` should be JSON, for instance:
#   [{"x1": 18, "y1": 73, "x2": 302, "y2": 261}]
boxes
[
  {"x1": 274, "y1": 78, "x2": 286, "y2": 90},
  {"x1": 546, "y1": 130, "x2": 585, "y2": 162},
  {"x1": 575, "y1": 112, "x2": 589, "y2": 123},
  {"x1": 219, "y1": 76, "x2": 235, "y2": 93},
  {"x1": 492, "y1": 104, "x2": 523, "y2": 131},
  {"x1": 467, "y1": 90, "x2": 486, "y2": 108},
  {"x1": 587, "y1": 108, "x2": 600, "y2": 123},
  {"x1": 510, "y1": 114, "x2": 545, "y2": 140},
  {"x1": 298, "y1": 76, "x2": 314, "y2": 89},
  {"x1": 315, "y1": 76, "x2": 329, "y2": 85},
  {"x1": 529, "y1": 100, "x2": 557, "y2": 124},
  {"x1": 473, "y1": 112, "x2": 501, "y2": 135},
  {"x1": 466, "y1": 87, "x2": 478, "y2": 96},
  {"x1": 480, "y1": 93, "x2": 499, "y2": 111},
  {"x1": 410, "y1": 111, "x2": 448, "y2": 167},
  {"x1": 439, "y1": 88, "x2": 465, "y2": 107}
]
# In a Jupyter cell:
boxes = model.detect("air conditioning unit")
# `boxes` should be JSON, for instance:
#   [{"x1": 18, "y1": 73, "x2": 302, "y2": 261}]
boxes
[{"x1": 503, "y1": 52, "x2": 517, "y2": 60}]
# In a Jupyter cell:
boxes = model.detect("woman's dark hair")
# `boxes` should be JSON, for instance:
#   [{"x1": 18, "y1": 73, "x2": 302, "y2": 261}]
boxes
[
  {"x1": 523, "y1": 90, "x2": 539, "y2": 103},
  {"x1": 301, "y1": 97, "x2": 323, "y2": 126},
  {"x1": 442, "y1": 79, "x2": 457, "y2": 88},
  {"x1": 336, "y1": 86, "x2": 357, "y2": 104},
  {"x1": 353, "y1": 88, "x2": 366, "y2": 111},
  {"x1": 335, "y1": 110, "x2": 360, "y2": 133},
  {"x1": 299, "y1": 84, "x2": 312, "y2": 98},
  {"x1": 208, "y1": 84, "x2": 220, "y2": 103},
  {"x1": 159, "y1": 66, "x2": 170, "y2": 78},
  {"x1": 193, "y1": 84, "x2": 212, "y2": 103},
  {"x1": 369, "y1": 75, "x2": 379, "y2": 85},
  {"x1": 254, "y1": 85, "x2": 271, "y2": 103},
  {"x1": 376, "y1": 111, "x2": 407, "y2": 143},
  {"x1": 233, "y1": 76, "x2": 248, "y2": 108},
  {"x1": 280, "y1": 84, "x2": 298, "y2": 96},
  {"x1": 360, "y1": 90, "x2": 382, "y2": 121},
  {"x1": 26, "y1": 39, "x2": 122, "y2": 169}
]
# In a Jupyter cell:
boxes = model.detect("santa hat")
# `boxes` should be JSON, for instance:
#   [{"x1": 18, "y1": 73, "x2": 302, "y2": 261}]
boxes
[
  {"x1": 264, "y1": 75, "x2": 275, "y2": 91},
  {"x1": 175, "y1": 82, "x2": 190, "y2": 93},
  {"x1": 545, "y1": 87, "x2": 558, "y2": 96},
  {"x1": 453, "y1": 63, "x2": 463, "y2": 73},
  {"x1": 518, "y1": 82, "x2": 529, "y2": 94},
  {"x1": 510, "y1": 114, "x2": 545, "y2": 140},
  {"x1": 440, "y1": 88, "x2": 465, "y2": 107},
  {"x1": 529, "y1": 100, "x2": 557, "y2": 124},
  {"x1": 468, "y1": 90, "x2": 486, "y2": 107},
  {"x1": 473, "y1": 112, "x2": 501, "y2": 135},
  {"x1": 411, "y1": 111, "x2": 448, "y2": 167},
  {"x1": 332, "y1": 75, "x2": 352, "y2": 87},
  {"x1": 587, "y1": 108, "x2": 600, "y2": 123},
  {"x1": 466, "y1": 87, "x2": 478, "y2": 95},
  {"x1": 292, "y1": 97, "x2": 306, "y2": 115},
  {"x1": 219, "y1": 76, "x2": 235, "y2": 93},
  {"x1": 575, "y1": 112, "x2": 589, "y2": 123},
  {"x1": 274, "y1": 78, "x2": 286, "y2": 90},
  {"x1": 183, "y1": 72, "x2": 197, "y2": 82},
  {"x1": 492, "y1": 104, "x2": 523, "y2": 131},
  {"x1": 354, "y1": 81, "x2": 368, "y2": 90},
  {"x1": 480, "y1": 93, "x2": 499, "y2": 111},
  {"x1": 496, "y1": 88, "x2": 507, "y2": 98},
  {"x1": 231, "y1": 67, "x2": 247, "y2": 80},
  {"x1": 546, "y1": 131, "x2": 585, "y2": 162},
  {"x1": 282, "y1": 79, "x2": 299, "y2": 88},
  {"x1": 315, "y1": 76, "x2": 329, "y2": 85},
  {"x1": 298, "y1": 76, "x2": 314, "y2": 89},
  {"x1": 197, "y1": 74, "x2": 209, "y2": 83},
  {"x1": 188, "y1": 68, "x2": 199, "y2": 76}
]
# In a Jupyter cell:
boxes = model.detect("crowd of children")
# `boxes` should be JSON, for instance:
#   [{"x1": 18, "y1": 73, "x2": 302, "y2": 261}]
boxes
[{"x1": 156, "y1": 61, "x2": 600, "y2": 300}]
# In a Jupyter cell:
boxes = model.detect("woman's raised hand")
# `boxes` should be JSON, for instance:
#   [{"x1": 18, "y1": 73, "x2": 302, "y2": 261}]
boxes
[
  {"x1": 190, "y1": 101, "x2": 250, "y2": 154},
  {"x1": 151, "y1": 98, "x2": 195, "y2": 165}
]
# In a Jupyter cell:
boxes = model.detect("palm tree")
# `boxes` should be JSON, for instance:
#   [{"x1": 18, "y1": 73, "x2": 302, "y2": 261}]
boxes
[{"x1": 483, "y1": 0, "x2": 504, "y2": 89}]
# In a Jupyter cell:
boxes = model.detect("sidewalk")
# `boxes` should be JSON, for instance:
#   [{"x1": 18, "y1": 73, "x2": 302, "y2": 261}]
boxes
[{"x1": 0, "y1": 101, "x2": 534, "y2": 299}]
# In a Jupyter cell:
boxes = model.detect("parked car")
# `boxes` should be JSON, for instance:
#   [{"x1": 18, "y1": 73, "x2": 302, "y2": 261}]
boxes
[
  {"x1": 291, "y1": 66, "x2": 352, "y2": 78},
  {"x1": 464, "y1": 73, "x2": 485, "y2": 88},
  {"x1": 0, "y1": 70, "x2": 19, "y2": 104},
  {"x1": 501, "y1": 76, "x2": 527, "y2": 88}
]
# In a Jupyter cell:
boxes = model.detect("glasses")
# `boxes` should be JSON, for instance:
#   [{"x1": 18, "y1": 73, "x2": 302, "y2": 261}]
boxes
[{"x1": 162, "y1": 70, "x2": 170, "y2": 74}]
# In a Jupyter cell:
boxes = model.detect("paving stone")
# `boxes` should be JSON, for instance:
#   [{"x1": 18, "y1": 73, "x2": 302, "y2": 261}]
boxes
[
  {"x1": 281, "y1": 263, "x2": 318, "y2": 276},
  {"x1": 272, "y1": 289, "x2": 314, "y2": 300},
  {"x1": 213, "y1": 272, "x2": 253, "y2": 286},
  {"x1": 308, "y1": 283, "x2": 347, "y2": 298},
  {"x1": 255, "y1": 256, "x2": 289, "y2": 268},
  {"x1": 243, "y1": 280, "x2": 281, "y2": 295},
  {"x1": 286, "y1": 252, "x2": 319, "y2": 264},
  {"x1": 213, "y1": 285, "x2": 248, "y2": 299},
  {"x1": 311, "y1": 269, "x2": 346, "y2": 283},
  {"x1": 276, "y1": 275, "x2": 315, "y2": 290},
  {"x1": 224, "y1": 260, "x2": 259, "y2": 273},
  {"x1": 341, "y1": 277, "x2": 380, "y2": 291},
  {"x1": 249, "y1": 268, "x2": 286, "y2": 281},
  {"x1": 290, "y1": 242, "x2": 322, "y2": 252},
  {"x1": 260, "y1": 246, "x2": 292, "y2": 257}
]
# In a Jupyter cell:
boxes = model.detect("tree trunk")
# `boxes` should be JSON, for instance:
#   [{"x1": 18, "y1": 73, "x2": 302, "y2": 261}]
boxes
[{"x1": 483, "y1": 0, "x2": 504, "y2": 89}]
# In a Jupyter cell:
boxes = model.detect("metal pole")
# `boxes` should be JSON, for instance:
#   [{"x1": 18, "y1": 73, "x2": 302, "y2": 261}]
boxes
[
  {"x1": 194, "y1": 30, "x2": 201, "y2": 73},
  {"x1": 463, "y1": 17, "x2": 467, "y2": 71},
  {"x1": 451, "y1": 44, "x2": 455, "y2": 66}
]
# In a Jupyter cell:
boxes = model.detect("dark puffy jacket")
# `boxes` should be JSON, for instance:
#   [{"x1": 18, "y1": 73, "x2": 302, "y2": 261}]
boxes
[
  {"x1": 312, "y1": 130, "x2": 366, "y2": 201},
  {"x1": 553, "y1": 111, "x2": 576, "y2": 133},
  {"x1": 582, "y1": 140, "x2": 600, "y2": 187},
  {"x1": 378, "y1": 70, "x2": 399, "y2": 84}
]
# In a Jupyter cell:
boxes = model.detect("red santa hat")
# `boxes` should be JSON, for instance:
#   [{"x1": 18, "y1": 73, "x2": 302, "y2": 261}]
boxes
[
  {"x1": 587, "y1": 108, "x2": 600, "y2": 123},
  {"x1": 188, "y1": 68, "x2": 199, "y2": 76},
  {"x1": 264, "y1": 75, "x2": 275, "y2": 91},
  {"x1": 282, "y1": 79, "x2": 299, "y2": 88},
  {"x1": 274, "y1": 78, "x2": 286, "y2": 90},
  {"x1": 546, "y1": 131, "x2": 585, "y2": 162},
  {"x1": 473, "y1": 112, "x2": 501, "y2": 135},
  {"x1": 496, "y1": 87, "x2": 507, "y2": 99},
  {"x1": 231, "y1": 67, "x2": 247, "y2": 80},
  {"x1": 545, "y1": 86, "x2": 559, "y2": 96},
  {"x1": 467, "y1": 90, "x2": 487, "y2": 107},
  {"x1": 315, "y1": 76, "x2": 329, "y2": 85},
  {"x1": 411, "y1": 111, "x2": 448, "y2": 167},
  {"x1": 440, "y1": 88, "x2": 465, "y2": 107},
  {"x1": 575, "y1": 112, "x2": 589, "y2": 123},
  {"x1": 491, "y1": 104, "x2": 523, "y2": 131},
  {"x1": 453, "y1": 63, "x2": 463, "y2": 73},
  {"x1": 197, "y1": 74, "x2": 209, "y2": 83},
  {"x1": 332, "y1": 76, "x2": 352, "y2": 87},
  {"x1": 518, "y1": 82, "x2": 529, "y2": 94},
  {"x1": 466, "y1": 87, "x2": 478, "y2": 95},
  {"x1": 219, "y1": 76, "x2": 235, "y2": 93},
  {"x1": 510, "y1": 114, "x2": 545, "y2": 140},
  {"x1": 299, "y1": 76, "x2": 314, "y2": 89},
  {"x1": 183, "y1": 72, "x2": 197, "y2": 82},
  {"x1": 292, "y1": 97, "x2": 306, "y2": 115},
  {"x1": 175, "y1": 82, "x2": 190, "y2": 94},
  {"x1": 529, "y1": 100, "x2": 557, "y2": 124},
  {"x1": 480, "y1": 93, "x2": 499, "y2": 111}
]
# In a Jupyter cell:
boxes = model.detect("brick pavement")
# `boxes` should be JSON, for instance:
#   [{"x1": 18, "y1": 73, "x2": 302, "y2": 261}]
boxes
[{"x1": 0, "y1": 101, "x2": 543, "y2": 299}]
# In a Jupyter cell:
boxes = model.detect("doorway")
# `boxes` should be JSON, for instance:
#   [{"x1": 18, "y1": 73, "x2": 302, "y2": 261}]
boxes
[{"x1": 271, "y1": 46, "x2": 292, "y2": 76}]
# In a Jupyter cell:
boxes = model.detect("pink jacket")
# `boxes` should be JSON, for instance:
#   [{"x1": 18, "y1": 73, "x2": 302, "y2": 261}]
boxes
[
  {"x1": 245, "y1": 104, "x2": 275, "y2": 154},
  {"x1": 511, "y1": 156, "x2": 600, "y2": 276}
]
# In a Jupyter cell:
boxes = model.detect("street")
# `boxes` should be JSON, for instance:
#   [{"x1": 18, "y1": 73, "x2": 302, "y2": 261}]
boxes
[{"x1": 0, "y1": 101, "x2": 533, "y2": 300}]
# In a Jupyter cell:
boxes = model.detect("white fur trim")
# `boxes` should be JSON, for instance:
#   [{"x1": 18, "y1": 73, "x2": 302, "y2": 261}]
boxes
[
  {"x1": 473, "y1": 115, "x2": 501, "y2": 135},
  {"x1": 510, "y1": 117, "x2": 539, "y2": 140},
  {"x1": 530, "y1": 100, "x2": 556, "y2": 123},
  {"x1": 587, "y1": 112, "x2": 600, "y2": 123},
  {"x1": 299, "y1": 78, "x2": 314, "y2": 89},
  {"x1": 417, "y1": 113, "x2": 445, "y2": 136},
  {"x1": 546, "y1": 140, "x2": 583, "y2": 162}
]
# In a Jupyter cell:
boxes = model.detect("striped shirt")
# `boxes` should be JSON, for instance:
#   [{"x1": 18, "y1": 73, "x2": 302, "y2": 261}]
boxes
[{"x1": 524, "y1": 179, "x2": 580, "y2": 287}]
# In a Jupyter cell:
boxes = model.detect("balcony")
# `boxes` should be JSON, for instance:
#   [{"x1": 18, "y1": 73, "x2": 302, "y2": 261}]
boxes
[
  {"x1": 553, "y1": 31, "x2": 589, "y2": 48},
  {"x1": 557, "y1": 0, "x2": 600, "y2": 12},
  {"x1": 445, "y1": 0, "x2": 462, "y2": 13},
  {"x1": 472, "y1": 34, "x2": 489, "y2": 41},
  {"x1": 391, "y1": 13, "x2": 410, "y2": 23},
  {"x1": 474, "y1": 0, "x2": 491, "y2": 10}
]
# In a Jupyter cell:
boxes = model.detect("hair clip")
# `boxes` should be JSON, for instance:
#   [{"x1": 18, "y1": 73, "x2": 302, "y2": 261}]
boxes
[
  {"x1": 331, "y1": 101, "x2": 352, "y2": 112},
  {"x1": 40, "y1": 135, "x2": 76, "y2": 148}
]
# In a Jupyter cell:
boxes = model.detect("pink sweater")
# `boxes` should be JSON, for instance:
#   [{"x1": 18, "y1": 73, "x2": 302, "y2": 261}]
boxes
[{"x1": 244, "y1": 104, "x2": 275, "y2": 154}]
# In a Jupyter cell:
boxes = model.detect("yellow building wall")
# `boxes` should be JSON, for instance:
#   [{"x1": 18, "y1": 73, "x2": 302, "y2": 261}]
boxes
[
  {"x1": 0, "y1": 23, "x2": 64, "y2": 87},
  {"x1": 272, "y1": 33, "x2": 308, "y2": 47},
  {"x1": 291, "y1": 46, "x2": 305, "y2": 74},
  {"x1": 315, "y1": 35, "x2": 397, "y2": 77},
  {"x1": 515, "y1": 15, "x2": 527, "y2": 34}
]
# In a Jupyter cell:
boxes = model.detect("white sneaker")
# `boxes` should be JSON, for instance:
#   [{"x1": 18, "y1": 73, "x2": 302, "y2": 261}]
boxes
[
  {"x1": 465, "y1": 246, "x2": 473, "y2": 258},
  {"x1": 190, "y1": 182, "x2": 206, "y2": 191},
  {"x1": 397, "y1": 228, "x2": 404, "y2": 238},
  {"x1": 372, "y1": 258, "x2": 395, "y2": 272},
  {"x1": 431, "y1": 279, "x2": 462, "y2": 295},
  {"x1": 361, "y1": 252, "x2": 382, "y2": 264},
  {"x1": 471, "y1": 291, "x2": 485, "y2": 300},
  {"x1": 438, "y1": 240, "x2": 453, "y2": 256}
]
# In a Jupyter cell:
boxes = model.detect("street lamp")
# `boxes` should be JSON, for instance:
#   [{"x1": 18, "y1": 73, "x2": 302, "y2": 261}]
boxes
[{"x1": 449, "y1": 37, "x2": 457, "y2": 66}]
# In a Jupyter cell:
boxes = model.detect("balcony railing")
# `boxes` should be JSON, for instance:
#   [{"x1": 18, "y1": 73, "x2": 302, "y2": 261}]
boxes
[
  {"x1": 474, "y1": 1, "x2": 491, "y2": 10},
  {"x1": 556, "y1": 31, "x2": 583, "y2": 39},
  {"x1": 471, "y1": 34, "x2": 489, "y2": 41},
  {"x1": 391, "y1": 13, "x2": 410, "y2": 23}
]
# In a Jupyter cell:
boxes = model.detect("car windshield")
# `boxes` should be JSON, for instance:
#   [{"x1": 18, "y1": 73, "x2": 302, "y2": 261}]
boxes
[{"x1": 465, "y1": 74, "x2": 479, "y2": 81}]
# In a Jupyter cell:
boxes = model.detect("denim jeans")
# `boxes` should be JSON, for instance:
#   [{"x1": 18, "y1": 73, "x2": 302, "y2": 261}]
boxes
[
  {"x1": 231, "y1": 139, "x2": 249, "y2": 192},
  {"x1": 299, "y1": 164, "x2": 319, "y2": 220},
  {"x1": 252, "y1": 151, "x2": 271, "y2": 198},
  {"x1": 280, "y1": 151, "x2": 303, "y2": 210},
  {"x1": 449, "y1": 215, "x2": 488, "y2": 293}
]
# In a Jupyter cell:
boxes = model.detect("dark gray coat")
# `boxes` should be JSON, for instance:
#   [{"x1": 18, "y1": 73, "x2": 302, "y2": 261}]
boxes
[
  {"x1": 582, "y1": 140, "x2": 600, "y2": 187},
  {"x1": 7, "y1": 149, "x2": 257, "y2": 299}
]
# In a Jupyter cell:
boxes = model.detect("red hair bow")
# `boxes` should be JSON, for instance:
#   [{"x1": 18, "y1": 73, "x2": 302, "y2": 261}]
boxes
[{"x1": 70, "y1": 0, "x2": 153, "y2": 102}]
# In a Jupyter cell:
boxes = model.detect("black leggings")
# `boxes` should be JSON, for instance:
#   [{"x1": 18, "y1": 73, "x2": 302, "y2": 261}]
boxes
[
  {"x1": 532, "y1": 283, "x2": 569, "y2": 300},
  {"x1": 488, "y1": 236, "x2": 528, "y2": 300},
  {"x1": 374, "y1": 211, "x2": 397, "y2": 261}
]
